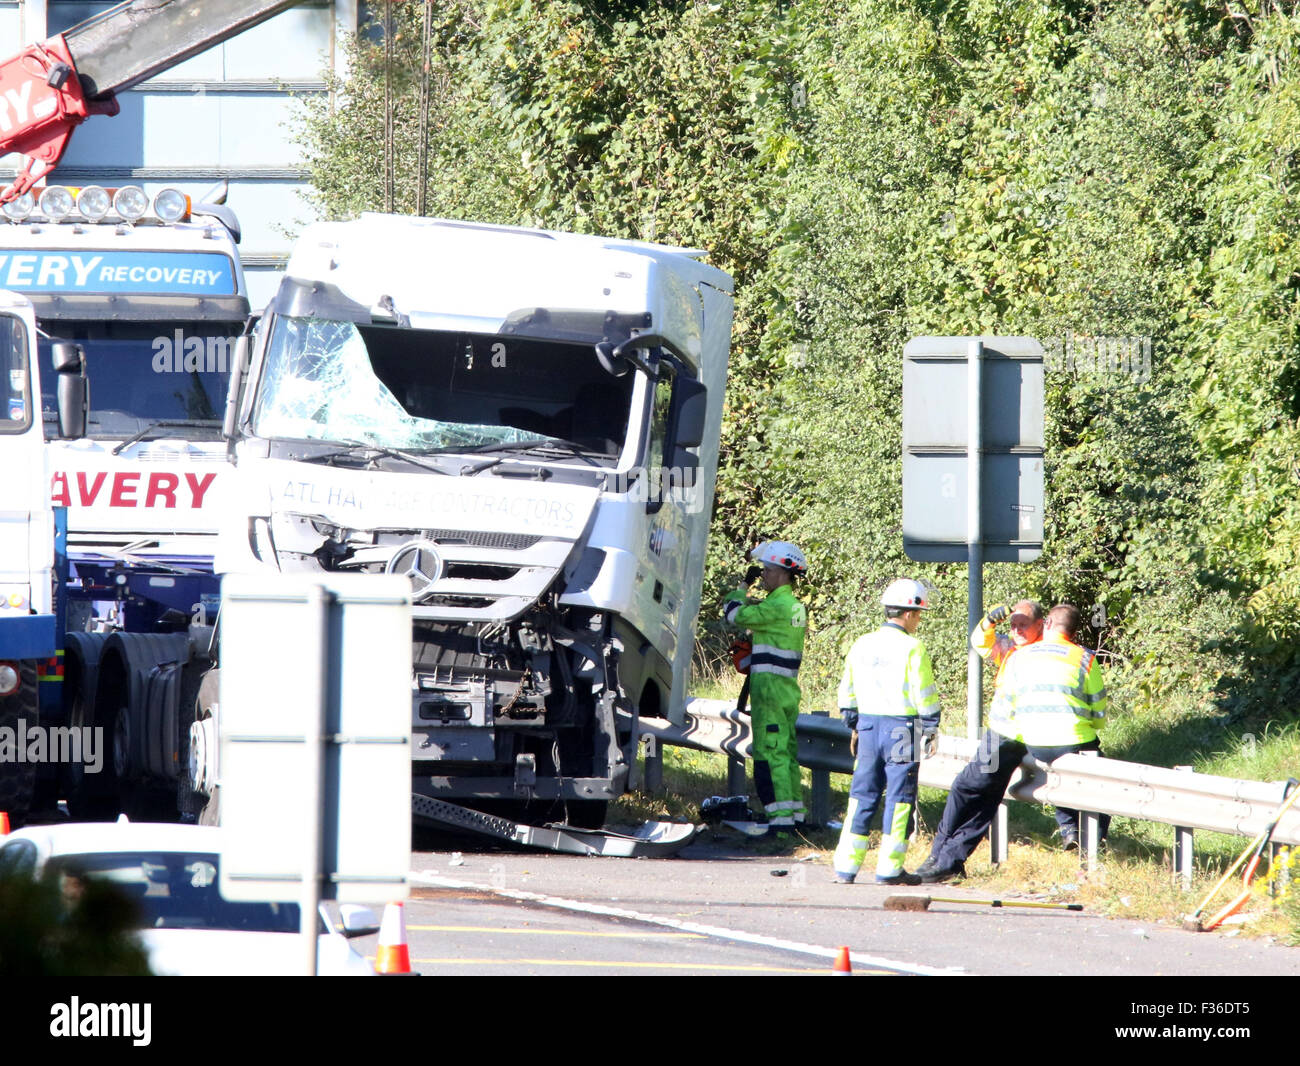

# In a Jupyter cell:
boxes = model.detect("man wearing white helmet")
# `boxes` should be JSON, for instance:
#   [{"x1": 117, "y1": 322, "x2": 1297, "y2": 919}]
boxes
[
  {"x1": 721, "y1": 540, "x2": 809, "y2": 835},
  {"x1": 832, "y1": 578, "x2": 942, "y2": 885}
]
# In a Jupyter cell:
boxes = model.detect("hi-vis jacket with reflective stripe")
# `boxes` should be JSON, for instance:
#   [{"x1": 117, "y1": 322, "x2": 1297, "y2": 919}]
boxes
[
  {"x1": 838, "y1": 622, "x2": 941, "y2": 730},
  {"x1": 973, "y1": 620, "x2": 1037, "y2": 739},
  {"x1": 721, "y1": 584, "x2": 806, "y2": 679},
  {"x1": 971, "y1": 620, "x2": 1017, "y2": 688},
  {"x1": 989, "y1": 632, "x2": 1106, "y2": 745}
]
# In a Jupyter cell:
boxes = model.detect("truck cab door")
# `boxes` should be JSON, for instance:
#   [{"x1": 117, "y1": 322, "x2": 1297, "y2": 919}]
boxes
[
  {"x1": 0, "y1": 290, "x2": 54, "y2": 620},
  {"x1": 641, "y1": 364, "x2": 697, "y2": 673}
]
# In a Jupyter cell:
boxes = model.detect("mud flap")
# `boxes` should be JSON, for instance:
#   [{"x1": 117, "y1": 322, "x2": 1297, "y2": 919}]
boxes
[{"x1": 411, "y1": 794, "x2": 701, "y2": 856}]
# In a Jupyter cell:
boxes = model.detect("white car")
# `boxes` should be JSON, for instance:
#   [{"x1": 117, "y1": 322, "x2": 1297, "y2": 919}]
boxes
[{"x1": 0, "y1": 821, "x2": 378, "y2": 976}]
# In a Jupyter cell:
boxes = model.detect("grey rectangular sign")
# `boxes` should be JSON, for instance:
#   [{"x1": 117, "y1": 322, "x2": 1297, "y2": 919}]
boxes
[
  {"x1": 902, "y1": 336, "x2": 1044, "y2": 562},
  {"x1": 218, "y1": 574, "x2": 412, "y2": 904}
]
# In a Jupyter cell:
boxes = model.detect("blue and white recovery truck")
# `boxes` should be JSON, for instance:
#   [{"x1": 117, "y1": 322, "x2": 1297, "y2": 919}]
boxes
[
  {"x1": 213, "y1": 215, "x2": 733, "y2": 839},
  {"x1": 0, "y1": 187, "x2": 247, "y2": 822},
  {"x1": 0, "y1": 1, "x2": 303, "y2": 825}
]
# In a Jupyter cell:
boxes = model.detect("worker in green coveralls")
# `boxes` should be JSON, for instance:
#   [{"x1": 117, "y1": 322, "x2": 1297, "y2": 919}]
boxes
[{"x1": 721, "y1": 541, "x2": 809, "y2": 836}]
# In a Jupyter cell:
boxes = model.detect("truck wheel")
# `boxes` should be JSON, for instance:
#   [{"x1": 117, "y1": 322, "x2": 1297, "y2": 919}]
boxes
[
  {"x1": 65, "y1": 676, "x2": 119, "y2": 821},
  {"x1": 0, "y1": 662, "x2": 39, "y2": 828},
  {"x1": 198, "y1": 784, "x2": 220, "y2": 826}
]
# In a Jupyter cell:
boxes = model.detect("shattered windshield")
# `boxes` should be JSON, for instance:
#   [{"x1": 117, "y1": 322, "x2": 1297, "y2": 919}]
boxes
[
  {"x1": 38, "y1": 320, "x2": 235, "y2": 439},
  {"x1": 253, "y1": 316, "x2": 636, "y2": 459}
]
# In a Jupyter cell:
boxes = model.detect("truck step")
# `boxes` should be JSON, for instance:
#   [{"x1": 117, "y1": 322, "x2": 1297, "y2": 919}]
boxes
[{"x1": 410, "y1": 794, "x2": 701, "y2": 857}]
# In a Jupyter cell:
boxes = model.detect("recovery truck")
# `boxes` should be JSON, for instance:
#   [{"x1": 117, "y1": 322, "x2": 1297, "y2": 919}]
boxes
[
  {"x1": 0, "y1": 1, "x2": 301, "y2": 823},
  {"x1": 212, "y1": 214, "x2": 733, "y2": 834},
  {"x1": 0, "y1": 290, "x2": 55, "y2": 824},
  {"x1": 2, "y1": 184, "x2": 248, "y2": 822}
]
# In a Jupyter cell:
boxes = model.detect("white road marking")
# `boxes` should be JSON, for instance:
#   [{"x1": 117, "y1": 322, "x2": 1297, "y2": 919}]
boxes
[{"x1": 412, "y1": 871, "x2": 965, "y2": 976}]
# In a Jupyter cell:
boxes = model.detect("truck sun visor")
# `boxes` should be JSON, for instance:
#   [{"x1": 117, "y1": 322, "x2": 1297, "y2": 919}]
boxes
[
  {"x1": 499, "y1": 307, "x2": 651, "y2": 345},
  {"x1": 268, "y1": 276, "x2": 375, "y2": 323}
]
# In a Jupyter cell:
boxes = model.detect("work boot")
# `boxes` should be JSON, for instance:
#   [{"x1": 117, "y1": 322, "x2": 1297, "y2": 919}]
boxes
[
  {"x1": 746, "y1": 831, "x2": 794, "y2": 855},
  {"x1": 916, "y1": 858, "x2": 966, "y2": 884},
  {"x1": 1059, "y1": 828, "x2": 1080, "y2": 851},
  {"x1": 833, "y1": 872, "x2": 855, "y2": 885},
  {"x1": 874, "y1": 870, "x2": 922, "y2": 886}
]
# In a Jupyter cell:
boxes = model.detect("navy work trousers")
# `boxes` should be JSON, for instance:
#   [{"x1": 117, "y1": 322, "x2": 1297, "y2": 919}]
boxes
[{"x1": 929, "y1": 730, "x2": 1110, "y2": 867}]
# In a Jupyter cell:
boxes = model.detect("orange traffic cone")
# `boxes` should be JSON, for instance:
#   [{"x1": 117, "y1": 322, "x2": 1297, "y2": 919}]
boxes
[
  {"x1": 0, "y1": 812, "x2": 9, "y2": 835},
  {"x1": 374, "y1": 901, "x2": 413, "y2": 975},
  {"x1": 833, "y1": 946, "x2": 852, "y2": 975}
]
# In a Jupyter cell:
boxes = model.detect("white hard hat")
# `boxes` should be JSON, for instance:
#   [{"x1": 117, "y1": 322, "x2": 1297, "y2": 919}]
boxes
[
  {"x1": 750, "y1": 540, "x2": 807, "y2": 574},
  {"x1": 881, "y1": 578, "x2": 930, "y2": 610}
]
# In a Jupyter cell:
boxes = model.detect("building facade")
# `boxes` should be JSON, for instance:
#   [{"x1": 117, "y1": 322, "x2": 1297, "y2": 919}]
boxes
[{"x1": 1, "y1": 0, "x2": 359, "y2": 306}]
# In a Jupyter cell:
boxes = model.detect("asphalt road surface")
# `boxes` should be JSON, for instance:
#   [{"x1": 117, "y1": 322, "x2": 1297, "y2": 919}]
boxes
[{"x1": 347, "y1": 828, "x2": 1300, "y2": 979}]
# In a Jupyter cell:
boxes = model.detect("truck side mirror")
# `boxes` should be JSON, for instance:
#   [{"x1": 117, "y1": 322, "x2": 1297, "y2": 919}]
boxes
[
  {"x1": 671, "y1": 377, "x2": 708, "y2": 449},
  {"x1": 52, "y1": 342, "x2": 87, "y2": 440},
  {"x1": 222, "y1": 335, "x2": 251, "y2": 440}
]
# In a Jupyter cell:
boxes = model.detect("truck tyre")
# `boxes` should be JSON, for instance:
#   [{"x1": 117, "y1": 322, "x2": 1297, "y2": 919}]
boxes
[
  {"x1": 0, "y1": 662, "x2": 39, "y2": 828},
  {"x1": 65, "y1": 669, "x2": 119, "y2": 821},
  {"x1": 198, "y1": 783, "x2": 220, "y2": 826}
]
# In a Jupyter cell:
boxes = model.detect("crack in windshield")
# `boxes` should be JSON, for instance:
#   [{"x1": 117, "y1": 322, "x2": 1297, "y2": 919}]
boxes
[{"x1": 253, "y1": 317, "x2": 634, "y2": 465}]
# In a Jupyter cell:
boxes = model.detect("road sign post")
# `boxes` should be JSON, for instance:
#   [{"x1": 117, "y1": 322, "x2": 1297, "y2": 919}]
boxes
[
  {"x1": 903, "y1": 336, "x2": 1044, "y2": 737},
  {"x1": 218, "y1": 574, "x2": 412, "y2": 975},
  {"x1": 966, "y1": 339, "x2": 984, "y2": 740}
]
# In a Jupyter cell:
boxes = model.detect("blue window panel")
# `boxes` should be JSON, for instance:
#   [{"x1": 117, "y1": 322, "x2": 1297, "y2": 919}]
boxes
[
  {"x1": 46, "y1": 1, "x2": 115, "y2": 36},
  {"x1": 223, "y1": 5, "x2": 334, "y2": 81}
]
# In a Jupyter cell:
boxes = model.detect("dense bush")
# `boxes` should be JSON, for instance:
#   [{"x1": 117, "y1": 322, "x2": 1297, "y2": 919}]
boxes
[{"x1": 292, "y1": 0, "x2": 1300, "y2": 735}]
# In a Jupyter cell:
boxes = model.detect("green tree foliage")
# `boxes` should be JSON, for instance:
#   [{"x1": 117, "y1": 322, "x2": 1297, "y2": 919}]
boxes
[
  {"x1": 0, "y1": 873, "x2": 152, "y2": 976},
  {"x1": 292, "y1": 0, "x2": 1300, "y2": 730}
]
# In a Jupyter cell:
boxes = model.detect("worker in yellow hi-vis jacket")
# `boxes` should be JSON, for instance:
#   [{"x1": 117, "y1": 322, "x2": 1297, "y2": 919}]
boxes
[
  {"x1": 832, "y1": 578, "x2": 941, "y2": 886},
  {"x1": 915, "y1": 603, "x2": 1108, "y2": 884}
]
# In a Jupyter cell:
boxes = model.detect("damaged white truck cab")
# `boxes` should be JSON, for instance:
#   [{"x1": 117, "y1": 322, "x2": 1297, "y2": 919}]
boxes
[{"x1": 218, "y1": 214, "x2": 732, "y2": 824}]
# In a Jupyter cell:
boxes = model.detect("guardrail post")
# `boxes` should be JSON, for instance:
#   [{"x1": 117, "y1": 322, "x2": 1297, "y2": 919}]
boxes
[
  {"x1": 1078, "y1": 750, "x2": 1101, "y2": 870},
  {"x1": 1082, "y1": 810, "x2": 1100, "y2": 870},
  {"x1": 727, "y1": 755, "x2": 747, "y2": 797},
  {"x1": 642, "y1": 734, "x2": 663, "y2": 795},
  {"x1": 1173, "y1": 765, "x2": 1194, "y2": 889},
  {"x1": 990, "y1": 802, "x2": 1008, "y2": 864},
  {"x1": 809, "y1": 710, "x2": 831, "y2": 828}
]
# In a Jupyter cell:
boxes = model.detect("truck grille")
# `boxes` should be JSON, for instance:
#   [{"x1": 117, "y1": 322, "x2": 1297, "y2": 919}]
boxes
[{"x1": 422, "y1": 528, "x2": 541, "y2": 551}]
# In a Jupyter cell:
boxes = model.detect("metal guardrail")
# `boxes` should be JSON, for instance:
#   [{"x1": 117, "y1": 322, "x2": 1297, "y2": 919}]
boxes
[{"x1": 629, "y1": 699, "x2": 1299, "y2": 878}]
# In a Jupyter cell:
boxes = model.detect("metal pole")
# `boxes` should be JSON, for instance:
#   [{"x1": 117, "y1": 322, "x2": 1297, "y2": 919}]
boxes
[
  {"x1": 1079, "y1": 751, "x2": 1101, "y2": 870},
  {"x1": 727, "y1": 755, "x2": 747, "y2": 797},
  {"x1": 967, "y1": 339, "x2": 984, "y2": 740},
  {"x1": 642, "y1": 734, "x2": 663, "y2": 794},
  {"x1": 1083, "y1": 811, "x2": 1100, "y2": 870},
  {"x1": 810, "y1": 711, "x2": 830, "y2": 828},
  {"x1": 1174, "y1": 765, "x2": 1194, "y2": 889},
  {"x1": 991, "y1": 802, "x2": 1008, "y2": 864},
  {"x1": 416, "y1": 0, "x2": 431, "y2": 216},
  {"x1": 299, "y1": 586, "x2": 329, "y2": 977},
  {"x1": 383, "y1": 0, "x2": 394, "y2": 213}
]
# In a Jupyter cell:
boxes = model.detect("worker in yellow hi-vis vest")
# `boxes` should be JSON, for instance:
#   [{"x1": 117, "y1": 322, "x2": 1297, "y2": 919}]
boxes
[
  {"x1": 832, "y1": 578, "x2": 941, "y2": 886},
  {"x1": 915, "y1": 603, "x2": 1109, "y2": 884}
]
